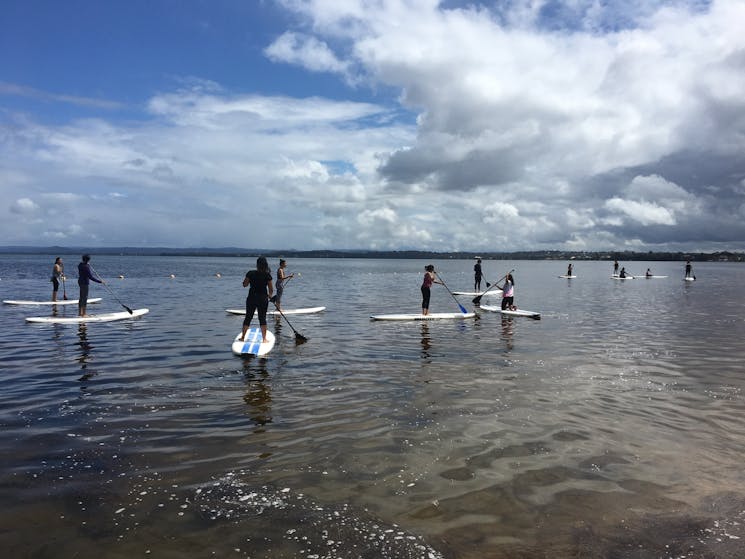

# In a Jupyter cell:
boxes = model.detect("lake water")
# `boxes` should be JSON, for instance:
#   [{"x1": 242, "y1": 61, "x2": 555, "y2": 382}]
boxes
[{"x1": 1, "y1": 255, "x2": 745, "y2": 558}]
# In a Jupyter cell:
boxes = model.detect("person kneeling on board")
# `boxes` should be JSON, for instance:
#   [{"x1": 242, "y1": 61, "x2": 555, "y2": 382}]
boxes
[
  {"x1": 239, "y1": 256, "x2": 274, "y2": 344},
  {"x1": 500, "y1": 273, "x2": 517, "y2": 311}
]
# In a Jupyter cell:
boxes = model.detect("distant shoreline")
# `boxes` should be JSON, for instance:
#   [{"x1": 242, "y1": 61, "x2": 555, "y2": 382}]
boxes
[{"x1": 0, "y1": 246, "x2": 742, "y2": 262}]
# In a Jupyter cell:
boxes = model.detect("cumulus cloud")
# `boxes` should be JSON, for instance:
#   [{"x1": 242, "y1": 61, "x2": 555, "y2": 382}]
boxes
[{"x1": 2, "y1": 0, "x2": 744, "y2": 251}]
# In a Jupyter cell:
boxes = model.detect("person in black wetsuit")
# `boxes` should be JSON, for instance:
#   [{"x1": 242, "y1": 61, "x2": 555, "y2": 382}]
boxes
[
  {"x1": 77, "y1": 254, "x2": 103, "y2": 317},
  {"x1": 474, "y1": 258, "x2": 483, "y2": 291},
  {"x1": 239, "y1": 256, "x2": 274, "y2": 343}
]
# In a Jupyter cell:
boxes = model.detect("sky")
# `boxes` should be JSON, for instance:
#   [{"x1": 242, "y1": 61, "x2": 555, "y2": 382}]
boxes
[{"x1": 1, "y1": 0, "x2": 744, "y2": 252}]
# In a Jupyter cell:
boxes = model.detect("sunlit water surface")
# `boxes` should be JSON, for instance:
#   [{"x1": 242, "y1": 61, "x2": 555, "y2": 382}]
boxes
[{"x1": 2, "y1": 255, "x2": 745, "y2": 558}]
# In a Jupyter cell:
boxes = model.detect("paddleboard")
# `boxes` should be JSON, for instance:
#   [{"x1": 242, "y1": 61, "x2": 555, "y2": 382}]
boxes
[
  {"x1": 4, "y1": 298, "x2": 102, "y2": 306},
  {"x1": 226, "y1": 306, "x2": 326, "y2": 316},
  {"x1": 370, "y1": 312, "x2": 476, "y2": 321},
  {"x1": 557, "y1": 275, "x2": 577, "y2": 279},
  {"x1": 684, "y1": 277, "x2": 696, "y2": 282},
  {"x1": 480, "y1": 304, "x2": 541, "y2": 319},
  {"x1": 611, "y1": 275, "x2": 635, "y2": 280},
  {"x1": 231, "y1": 328, "x2": 276, "y2": 356},
  {"x1": 643, "y1": 275, "x2": 668, "y2": 279},
  {"x1": 452, "y1": 290, "x2": 502, "y2": 296},
  {"x1": 25, "y1": 308, "x2": 149, "y2": 324}
]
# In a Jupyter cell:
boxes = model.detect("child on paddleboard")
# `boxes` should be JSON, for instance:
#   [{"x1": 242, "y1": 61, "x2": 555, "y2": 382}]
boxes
[
  {"x1": 500, "y1": 273, "x2": 516, "y2": 311},
  {"x1": 239, "y1": 256, "x2": 274, "y2": 344}
]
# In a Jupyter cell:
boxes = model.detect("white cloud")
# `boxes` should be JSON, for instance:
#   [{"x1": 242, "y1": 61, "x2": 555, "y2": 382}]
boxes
[
  {"x1": 604, "y1": 197, "x2": 677, "y2": 226},
  {"x1": 10, "y1": 198, "x2": 40, "y2": 214},
  {"x1": 265, "y1": 32, "x2": 349, "y2": 74}
]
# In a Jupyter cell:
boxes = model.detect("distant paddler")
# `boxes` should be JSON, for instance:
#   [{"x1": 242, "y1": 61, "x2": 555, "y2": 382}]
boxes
[
  {"x1": 51, "y1": 257, "x2": 65, "y2": 301},
  {"x1": 272, "y1": 258, "x2": 294, "y2": 312},
  {"x1": 473, "y1": 258, "x2": 483, "y2": 291}
]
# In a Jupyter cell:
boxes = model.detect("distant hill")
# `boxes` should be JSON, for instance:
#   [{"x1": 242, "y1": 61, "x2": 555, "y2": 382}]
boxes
[{"x1": 0, "y1": 246, "x2": 742, "y2": 261}]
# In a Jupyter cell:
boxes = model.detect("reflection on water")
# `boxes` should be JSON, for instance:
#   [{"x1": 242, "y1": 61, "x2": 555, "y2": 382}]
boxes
[{"x1": 1, "y1": 256, "x2": 745, "y2": 558}]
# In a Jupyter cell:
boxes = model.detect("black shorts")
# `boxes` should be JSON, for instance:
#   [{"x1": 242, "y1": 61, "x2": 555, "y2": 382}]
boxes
[
  {"x1": 51, "y1": 277, "x2": 60, "y2": 291},
  {"x1": 501, "y1": 296, "x2": 514, "y2": 310}
]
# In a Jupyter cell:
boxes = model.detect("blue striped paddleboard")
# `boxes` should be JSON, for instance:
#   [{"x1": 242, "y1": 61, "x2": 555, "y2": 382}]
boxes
[{"x1": 231, "y1": 328, "x2": 276, "y2": 356}]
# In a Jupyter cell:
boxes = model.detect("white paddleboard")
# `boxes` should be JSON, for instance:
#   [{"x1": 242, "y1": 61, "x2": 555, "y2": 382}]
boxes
[
  {"x1": 452, "y1": 289, "x2": 502, "y2": 296},
  {"x1": 370, "y1": 312, "x2": 476, "y2": 321},
  {"x1": 684, "y1": 277, "x2": 696, "y2": 282},
  {"x1": 643, "y1": 275, "x2": 668, "y2": 279},
  {"x1": 226, "y1": 306, "x2": 326, "y2": 316},
  {"x1": 480, "y1": 304, "x2": 541, "y2": 319},
  {"x1": 25, "y1": 308, "x2": 149, "y2": 324},
  {"x1": 611, "y1": 275, "x2": 635, "y2": 280},
  {"x1": 557, "y1": 275, "x2": 577, "y2": 279},
  {"x1": 231, "y1": 328, "x2": 276, "y2": 356},
  {"x1": 4, "y1": 298, "x2": 102, "y2": 306}
]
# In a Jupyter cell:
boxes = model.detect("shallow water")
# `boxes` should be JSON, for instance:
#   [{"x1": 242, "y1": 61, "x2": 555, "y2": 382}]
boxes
[{"x1": 2, "y1": 255, "x2": 745, "y2": 558}]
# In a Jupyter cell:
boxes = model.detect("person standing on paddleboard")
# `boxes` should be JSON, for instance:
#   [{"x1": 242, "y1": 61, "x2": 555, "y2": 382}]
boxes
[
  {"x1": 51, "y1": 257, "x2": 64, "y2": 302},
  {"x1": 685, "y1": 260, "x2": 693, "y2": 279},
  {"x1": 613, "y1": 260, "x2": 619, "y2": 276},
  {"x1": 239, "y1": 256, "x2": 274, "y2": 343},
  {"x1": 273, "y1": 259, "x2": 293, "y2": 312},
  {"x1": 567, "y1": 263, "x2": 573, "y2": 277},
  {"x1": 421, "y1": 264, "x2": 442, "y2": 316},
  {"x1": 500, "y1": 273, "x2": 516, "y2": 311},
  {"x1": 77, "y1": 255, "x2": 103, "y2": 317},
  {"x1": 474, "y1": 258, "x2": 483, "y2": 291}
]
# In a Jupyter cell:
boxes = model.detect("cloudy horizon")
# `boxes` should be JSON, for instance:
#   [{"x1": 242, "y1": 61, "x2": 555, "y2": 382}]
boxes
[{"x1": 1, "y1": 0, "x2": 744, "y2": 252}]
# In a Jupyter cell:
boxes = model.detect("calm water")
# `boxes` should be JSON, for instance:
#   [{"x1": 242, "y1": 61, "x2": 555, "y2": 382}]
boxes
[{"x1": 2, "y1": 255, "x2": 745, "y2": 558}]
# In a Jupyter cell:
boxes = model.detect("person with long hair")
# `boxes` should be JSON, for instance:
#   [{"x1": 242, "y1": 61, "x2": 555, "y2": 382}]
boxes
[
  {"x1": 239, "y1": 256, "x2": 274, "y2": 343},
  {"x1": 51, "y1": 257, "x2": 64, "y2": 302},
  {"x1": 421, "y1": 264, "x2": 442, "y2": 316},
  {"x1": 500, "y1": 272, "x2": 516, "y2": 311}
]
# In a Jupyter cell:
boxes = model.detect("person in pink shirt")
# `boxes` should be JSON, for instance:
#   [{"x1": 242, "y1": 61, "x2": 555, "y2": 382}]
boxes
[{"x1": 421, "y1": 264, "x2": 442, "y2": 315}]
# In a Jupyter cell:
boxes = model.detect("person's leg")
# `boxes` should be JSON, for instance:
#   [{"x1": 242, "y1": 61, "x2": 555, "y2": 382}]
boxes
[
  {"x1": 240, "y1": 299, "x2": 257, "y2": 340},
  {"x1": 257, "y1": 299, "x2": 269, "y2": 342}
]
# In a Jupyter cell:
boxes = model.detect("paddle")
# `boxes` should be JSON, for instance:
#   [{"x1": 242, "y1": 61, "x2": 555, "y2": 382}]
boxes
[
  {"x1": 62, "y1": 275, "x2": 68, "y2": 300},
  {"x1": 89, "y1": 264, "x2": 133, "y2": 314},
  {"x1": 472, "y1": 269, "x2": 514, "y2": 305},
  {"x1": 434, "y1": 272, "x2": 468, "y2": 314},
  {"x1": 273, "y1": 301, "x2": 308, "y2": 343}
]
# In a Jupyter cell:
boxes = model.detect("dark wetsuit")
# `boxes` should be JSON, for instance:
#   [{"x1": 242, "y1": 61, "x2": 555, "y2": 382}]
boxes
[
  {"x1": 474, "y1": 262, "x2": 482, "y2": 291},
  {"x1": 243, "y1": 269, "x2": 272, "y2": 327},
  {"x1": 77, "y1": 262, "x2": 102, "y2": 309}
]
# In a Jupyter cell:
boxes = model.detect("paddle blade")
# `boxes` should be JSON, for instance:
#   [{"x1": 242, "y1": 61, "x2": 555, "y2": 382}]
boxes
[
  {"x1": 485, "y1": 282, "x2": 491, "y2": 287},
  {"x1": 123, "y1": 304, "x2": 134, "y2": 315},
  {"x1": 472, "y1": 295, "x2": 482, "y2": 305},
  {"x1": 458, "y1": 303, "x2": 468, "y2": 314},
  {"x1": 295, "y1": 332, "x2": 308, "y2": 343}
]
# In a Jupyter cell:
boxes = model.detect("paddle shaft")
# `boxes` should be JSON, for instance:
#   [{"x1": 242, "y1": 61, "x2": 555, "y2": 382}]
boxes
[
  {"x1": 472, "y1": 269, "x2": 514, "y2": 305},
  {"x1": 273, "y1": 301, "x2": 308, "y2": 342},
  {"x1": 434, "y1": 273, "x2": 468, "y2": 314},
  {"x1": 88, "y1": 264, "x2": 133, "y2": 314}
]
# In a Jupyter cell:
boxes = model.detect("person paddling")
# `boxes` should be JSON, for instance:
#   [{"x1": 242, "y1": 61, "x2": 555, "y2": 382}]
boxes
[
  {"x1": 567, "y1": 263, "x2": 573, "y2": 276},
  {"x1": 421, "y1": 264, "x2": 442, "y2": 316},
  {"x1": 273, "y1": 259, "x2": 294, "y2": 312},
  {"x1": 474, "y1": 258, "x2": 483, "y2": 291},
  {"x1": 51, "y1": 257, "x2": 64, "y2": 302},
  {"x1": 238, "y1": 256, "x2": 274, "y2": 343},
  {"x1": 500, "y1": 272, "x2": 516, "y2": 311},
  {"x1": 685, "y1": 260, "x2": 693, "y2": 279},
  {"x1": 77, "y1": 255, "x2": 103, "y2": 317}
]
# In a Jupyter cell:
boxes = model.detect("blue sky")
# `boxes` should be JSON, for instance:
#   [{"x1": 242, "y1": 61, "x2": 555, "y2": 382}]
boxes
[{"x1": 1, "y1": 0, "x2": 744, "y2": 251}]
